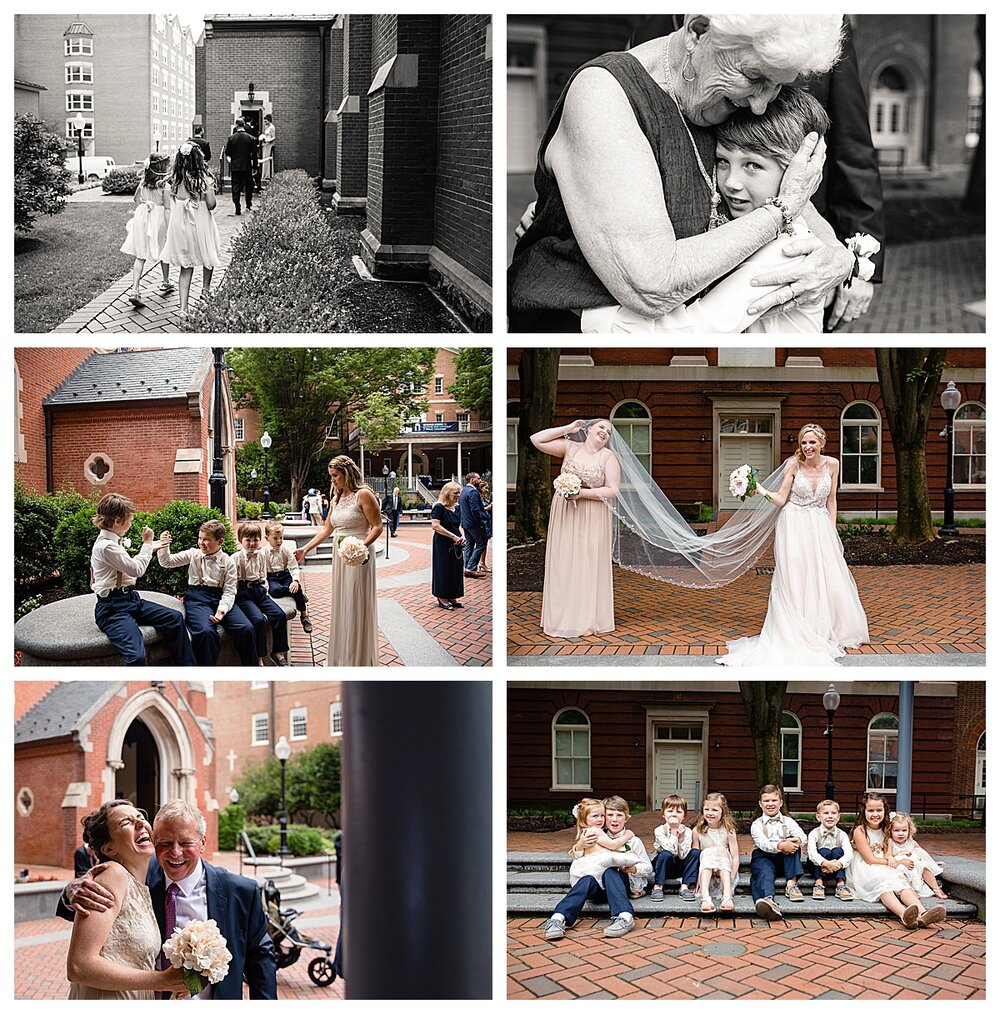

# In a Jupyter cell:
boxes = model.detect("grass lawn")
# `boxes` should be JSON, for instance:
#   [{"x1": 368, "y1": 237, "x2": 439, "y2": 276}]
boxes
[{"x1": 15, "y1": 203, "x2": 135, "y2": 333}]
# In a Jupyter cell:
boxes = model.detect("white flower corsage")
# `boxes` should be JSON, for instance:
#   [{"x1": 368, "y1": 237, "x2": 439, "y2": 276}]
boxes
[
  {"x1": 844, "y1": 233, "x2": 881, "y2": 286},
  {"x1": 179, "y1": 141, "x2": 194, "y2": 156}
]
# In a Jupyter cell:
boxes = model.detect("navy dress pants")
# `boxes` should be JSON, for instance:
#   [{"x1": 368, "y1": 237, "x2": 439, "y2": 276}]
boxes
[
  {"x1": 750, "y1": 848, "x2": 805, "y2": 900},
  {"x1": 183, "y1": 585, "x2": 257, "y2": 666},
  {"x1": 553, "y1": 869, "x2": 633, "y2": 925},
  {"x1": 94, "y1": 588, "x2": 196, "y2": 666},
  {"x1": 237, "y1": 582, "x2": 289, "y2": 657}
]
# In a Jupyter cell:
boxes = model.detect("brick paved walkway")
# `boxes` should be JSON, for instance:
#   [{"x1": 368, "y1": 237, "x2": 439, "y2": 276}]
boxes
[
  {"x1": 51, "y1": 205, "x2": 247, "y2": 334},
  {"x1": 507, "y1": 558, "x2": 984, "y2": 660},
  {"x1": 290, "y1": 525, "x2": 492, "y2": 667}
]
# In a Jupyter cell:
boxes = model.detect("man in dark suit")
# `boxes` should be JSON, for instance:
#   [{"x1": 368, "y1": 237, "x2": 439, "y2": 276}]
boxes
[
  {"x1": 74, "y1": 842, "x2": 97, "y2": 877},
  {"x1": 381, "y1": 486, "x2": 402, "y2": 537},
  {"x1": 627, "y1": 15, "x2": 884, "y2": 329},
  {"x1": 187, "y1": 125, "x2": 212, "y2": 164},
  {"x1": 458, "y1": 472, "x2": 489, "y2": 577},
  {"x1": 223, "y1": 118, "x2": 259, "y2": 216},
  {"x1": 57, "y1": 800, "x2": 277, "y2": 1000}
]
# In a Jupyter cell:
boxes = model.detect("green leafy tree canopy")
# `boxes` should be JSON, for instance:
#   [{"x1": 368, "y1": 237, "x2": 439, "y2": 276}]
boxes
[{"x1": 447, "y1": 347, "x2": 492, "y2": 419}]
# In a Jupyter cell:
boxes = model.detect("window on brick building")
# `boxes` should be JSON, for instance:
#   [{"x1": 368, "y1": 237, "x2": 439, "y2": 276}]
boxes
[
  {"x1": 434, "y1": 375, "x2": 444, "y2": 395},
  {"x1": 252, "y1": 712, "x2": 269, "y2": 745},
  {"x1": 954, "y1": 402, "x2": 985, "y2": 488},
  {"x1": 457, "y1": 411, "x2": 470, "y2": 432},
  {"x1": 867, "y1": 713, "x2": 898, "y2": 792},
  {"x1": 290, "y1": 707, "x2": 308, "y2": 741},
  {"x1": 66, "y1": 92, "x2": 94, "y2": 111},
  {"x1": 435, "y1": 412, "x2": 444, "y2": 423},
  {"x1": 781, "y1": 712, "x2": 802, "y2": 792},
  {"x1": 552, "y1": 708, "x2": 591, "y2": 791},
  {"x1": 65, "y1": 63, "x2": 94, "y2": 84},
  {"x1": 841, "y1": 401, "x2": 882, "y2": 488},
  {"x1": 234, "y1": 418, "x2": 244, "y2": 442},
  {"x1": 507, "y1": 400, "x2": 519, "y2": 487},
  {"x1": 65, "y1": 118, "x2": 95, "y2": 141},
  {"x1": 330, "y1": 701, "x2": 343, "y2": 737},
  {"x1": 612, "y1": 400, "x2": 652, "y2": 476},
  {"x1": 974, "y1": 731, "x2": 986, "y2": 800},
  {"x1": 152, "y1": 66, "x2": 159, "y2": 87},
  {"x1": 152, "y1": 94, "x2": 159, "y2": 114},
  {"x1": 65, "y1": 38, "x2": 93, "y2": 56}
]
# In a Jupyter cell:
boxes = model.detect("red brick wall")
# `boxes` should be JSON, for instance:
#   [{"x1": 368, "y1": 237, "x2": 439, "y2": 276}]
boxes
[
  {"x1": 15, "y1": 348, "x2": 92, "y2": 493},
  {"x1": 433, "y1": 16, "x2": 491, "y2": 284},
  {"x1": 951, "y1": 681, "x2": 986, "y2": 805}
]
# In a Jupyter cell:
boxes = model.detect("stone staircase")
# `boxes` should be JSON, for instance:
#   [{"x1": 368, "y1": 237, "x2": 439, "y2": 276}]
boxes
[
  {"x1": 248, "y1": 859, "x2": 322, "y2": 906},
  {"x1": 507, "y1": 852, "x2": 982, "y2": 921}
]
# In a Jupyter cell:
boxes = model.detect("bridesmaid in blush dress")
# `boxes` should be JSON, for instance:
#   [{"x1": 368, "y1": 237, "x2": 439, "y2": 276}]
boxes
[
  {"x1": 296, "y1": 455, "x2": 383, "y2": 666},
  {"x1": 531, "y1": 419, "x2": 621, "y2": 638}
]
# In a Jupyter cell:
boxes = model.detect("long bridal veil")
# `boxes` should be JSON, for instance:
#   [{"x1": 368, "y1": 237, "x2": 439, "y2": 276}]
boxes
[{"x1": 579, "y1": 420, "x2": 788, "y2": 588}]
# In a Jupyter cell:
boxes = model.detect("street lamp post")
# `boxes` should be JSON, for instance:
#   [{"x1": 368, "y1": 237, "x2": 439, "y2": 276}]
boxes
[
  {"x1": 73, "y1": 112, "x2": 86, "y2": 184},
  {"x1": 940, "y1": 381, "x2": 962, "y2": 536},
  {"x1": 822, "y1": 684, "x2": 841, "y2": 801},
  {"x1": 209, "y1": 348, "x2": 228, "y2": 513},
  {"x1": 261, "y1": 431, "x2": 272, "y2": 520},
  {"x1": 153, "y1": 126, "x2": 161, "y2": 153},
  {"x1": 250, "y1": 467, "x2": 258, "y2": 503},
  {"x1": 274, "y1": 735, "x2": 292, "y2": 863}
]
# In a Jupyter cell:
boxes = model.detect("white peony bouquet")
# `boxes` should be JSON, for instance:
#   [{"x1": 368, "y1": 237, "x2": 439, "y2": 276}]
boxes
[
  {"x1": 553, "y1": 473, "x2": 582, "y2": 504},
  {"x1": 162, "y1": 918, "x2": 231, "y2": 996},
  {"x1": 337, "y1": 534, "x2": 369, "y2": 566},
  {"x1": 728, "y1": 463, "x2": 759, "y2": 501},
  {"x1": 845, "y1": 233, "x2": 881, "y2": 283}
]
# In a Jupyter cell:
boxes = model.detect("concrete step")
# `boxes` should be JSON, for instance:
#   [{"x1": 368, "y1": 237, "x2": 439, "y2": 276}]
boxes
[{"x1": 254, "y1": 869, "x2": 321, "y2": 902}]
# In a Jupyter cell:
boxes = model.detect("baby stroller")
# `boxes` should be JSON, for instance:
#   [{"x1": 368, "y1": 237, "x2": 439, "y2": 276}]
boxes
[{"x1": 262, "y1": 878, "x2": 336, "y2": 986}]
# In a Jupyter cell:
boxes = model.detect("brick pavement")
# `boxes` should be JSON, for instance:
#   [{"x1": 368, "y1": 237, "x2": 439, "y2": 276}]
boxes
[
  {"x1": 291, "y1": 525, "x2": 492, "y2": 667},
  {"x1": 507, "y1": 560, "x2": 984, "y2": 659},
  {"x1": 51, "y1": 206, "x2": 247, "y2": 334}
]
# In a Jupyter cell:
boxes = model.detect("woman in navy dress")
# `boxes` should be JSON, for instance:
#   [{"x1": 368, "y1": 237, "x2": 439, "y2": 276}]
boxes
[{"x1": 431, "y1": 482, "x2": 466, "y2": 609}]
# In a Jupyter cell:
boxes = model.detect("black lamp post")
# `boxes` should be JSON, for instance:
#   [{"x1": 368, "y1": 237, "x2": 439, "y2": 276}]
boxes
[
  {"x1": 274, "y1": 735, "x2": 292, "y2": 863},
  {"x1": 73, "y1": 112, "x2": 86, "y2": 184},
  {"x1": 940, "y1": 381, "x2": 962, "y2": 536},
  {"x1": 153, "y1": 126, "x2": 161, "y2": 153},
  {"x1": 250, "y1": 467, "x2": 258, "y2": 503},
  {"x1": 209, "y1": 348, "x2": 228, "y2": 512},
  {"x1": 261, "y1": 431, "x2": 272, "y2": 520},
  {"x1": 822, "y1": 683, "x2": 841, "y2": 800}
]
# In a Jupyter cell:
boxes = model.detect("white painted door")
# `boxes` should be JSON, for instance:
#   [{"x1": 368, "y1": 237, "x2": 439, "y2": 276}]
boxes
[
  {"x1": 719, "y1": 435, "x2": 774, "y2": 510},
  {"x1": 653, "y1": 742, "x2": 703, "y2": 810}
]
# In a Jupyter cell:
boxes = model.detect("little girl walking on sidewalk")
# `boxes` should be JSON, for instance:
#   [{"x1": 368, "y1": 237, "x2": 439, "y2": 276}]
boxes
[{"x1": 120, "y1": 152, "x2": 173, "y2": 307}]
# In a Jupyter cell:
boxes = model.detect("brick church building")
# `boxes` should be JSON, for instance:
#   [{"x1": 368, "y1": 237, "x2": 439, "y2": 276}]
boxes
[
  {"x1": 14, "y1": 681, "x2": 219, "y2": 868},
  {"x1": 14, "y1": 347, "x2": 237, "y2": 516},
  {"x1": 197, "y1": 14, "x2": 492, "y2": 329}
]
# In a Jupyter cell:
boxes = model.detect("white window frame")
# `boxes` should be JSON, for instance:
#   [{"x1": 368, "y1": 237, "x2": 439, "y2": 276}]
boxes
[
  {"x1": 65, "y1": 62, "x2": 94, "y2": 84},
  {"x1": 234, "y1": 418, "x2": 245, "y2": 442},
  {"x1": 251, "y1": 712, "x2": 269, "y2": 746},
  {"x1": 434, "y1": 375, "x2": 444, "y2": 395},
  {"x1": 551, "y1": 707, "x2": 592, "y2": 792},
  {"x1": 330, "y1": 701, "x2": 343, "y2": 737},
  {"x1": 780, "y1": 711, "x2": 802, "y2": 793},
  {"x1": 290, "y1": 707, "x2": 308, "y2": 741},
  {"x1": 65, "y1": 119, "x2": 94, "y2": 140},
  {"x1": 611, "y1": 399, "x2": 652, "y2": 477},
  {"x1": 152, "y1": 94, "x2": 159, "y2": 114},
  {"x1": 64, "y1": 38, "x2": 93, "y2": 56},
  {"x1": 975, "y1": 731, "x2": 986, "y2": 797},
  {"x1": 953, "y1": 401, "x2": 985, "y2": 490},
  {"x1": 66, "y1": 91, "x2": 94, "y2": 111},
  {"x1": 840, "y1": 400, "x2": 883, "y2": 490},
  {"x1": 867, "y1": 713, "x2": 899, "y2": 793}
]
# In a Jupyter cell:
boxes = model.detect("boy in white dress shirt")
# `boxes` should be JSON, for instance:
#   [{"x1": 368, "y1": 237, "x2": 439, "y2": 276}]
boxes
[
  {"x1": 89, "y1": 492, "x2": 195, "y2": 666},
  {"x1": 234, "y1": 520, "x2": 290, "y2": 666},
  {"x1": 157, "y1": 519, "x2": 257, "y2": 666},
  {"x1": 264, "y1": 522, "x2": 312, "y2": 631},
  {"x1": 807, "y1": 799, "x2": 855, "y2": 900},
  {"x1": 750, "y1": 784, "x2": 808, "y2": 920},
  {"x1": 650, "y1": 793, "x2": 700, "y2": 902}
]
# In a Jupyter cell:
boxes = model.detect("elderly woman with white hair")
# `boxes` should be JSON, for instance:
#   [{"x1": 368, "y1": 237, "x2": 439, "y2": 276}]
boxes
[{"x1": 508, "y1": 14, "x2": 851, "y2": 332}]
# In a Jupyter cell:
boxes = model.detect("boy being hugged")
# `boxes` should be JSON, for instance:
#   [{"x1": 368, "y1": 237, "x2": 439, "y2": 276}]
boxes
[
  {"x1": 650, "y1": 794, "x2": 700, "y2": 902},
  {"x1": 233, "y1": 521, "x2": 290, "y2": 666},
  {"x1": 90, "y1": 493, "x2": 195, "y2": 666},
  {"x1": 264, "y1": 522, "x2": 312, "y2": 632},
  {"x1": 750, "y1": 784, "x2": 808, "y2": 920},
  {"x1": 157, "y1": 519, "x2": 257, "y2": 666},
  {"x1": 806, "y1": 799, "x2": 855, "y2": 900}
]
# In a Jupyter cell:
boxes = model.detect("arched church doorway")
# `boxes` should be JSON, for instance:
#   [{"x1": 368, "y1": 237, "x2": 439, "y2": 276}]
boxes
[{"x1": 116, "y1": 717, "x2": 161, "y2": 818}]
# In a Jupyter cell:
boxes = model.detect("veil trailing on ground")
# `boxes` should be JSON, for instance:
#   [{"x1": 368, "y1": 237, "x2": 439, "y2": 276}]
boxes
[{"x1": 576, "y1": 421, "x2": 789, "y2": 588}]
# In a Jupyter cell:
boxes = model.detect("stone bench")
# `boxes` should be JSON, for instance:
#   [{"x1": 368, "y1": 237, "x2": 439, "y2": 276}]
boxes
[{"x1": 14, "y1": 592, "x2": 296, "y2": 666}]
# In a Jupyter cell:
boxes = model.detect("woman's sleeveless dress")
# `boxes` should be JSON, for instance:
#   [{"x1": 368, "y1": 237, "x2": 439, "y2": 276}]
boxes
[
  {"x1": 848, "y1": 826, "x2": 912, "y2": 902},
  {"x1": 542, "y1": 447, "x2": 613, "y2": 637},
  {"x1": 120, "y1": 186, "x2": 169, "y2": 262},
  {"x1": 327, "y1": 490, "x2": 378, "y2": 667},
  {"x1": 67, "y1": 872, "x2": 160, "y2": 1000},
  {"x1": 718, "y1": 463, "x2": 869, "y2": 666},
  {"x1": 161, "y1": 181, "x2": 222, "y2": 269}
]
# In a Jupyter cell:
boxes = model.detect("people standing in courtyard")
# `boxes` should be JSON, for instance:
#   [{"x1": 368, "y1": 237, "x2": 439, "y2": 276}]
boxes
[
  {"x1": 473, "y1": 476, "x2": 492, "y2": 573},
  {"x1": 187, "y1": 125, "x2": 212, "y2": 165},
  {"x1": 223, "y1": 118, "x2": 258, "y2": 215},
  {"x1": 382, "y1": 486, "x2": 403, "y2": 537},
  {"x1": 259, "y1": 114, "x2": 276, "y2": 184},
  {"x1": 120, "y1": 152, "x2": 173, "y2": 308},
  {"x1": 430, "y1": 481, "x2": 466, "y2": 609},
  {"x1": 307, "y1": 489, "x2": 323, "y2": 526},
  {"x1": 296, "y1": 456, "x2": 383, "y2": 667},
  {"x1": 459, "y1": 472, "x2": 490, "y2": 579},
  {"x1": 160, "y1": 142, "x2": 221, "y2": 317}
]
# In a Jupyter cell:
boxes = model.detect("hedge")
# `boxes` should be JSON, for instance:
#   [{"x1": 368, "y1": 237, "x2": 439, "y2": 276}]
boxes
[
  {"x1": 102, "y1": 165, "x2": 142, "y2": 195},
  {"x1": 241, "y1": 823, "x2": 337, "y2": 857}
]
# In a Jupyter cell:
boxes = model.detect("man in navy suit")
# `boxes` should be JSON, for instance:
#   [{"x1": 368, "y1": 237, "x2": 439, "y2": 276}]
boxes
[
  {"x1": 381, "y1": 486, "x2": 403, "y2": 537},
  {"x1": 458, "y1": 472, "x2": 489, "y2": 577},
  {"x1": 58, "y1": 800, "x2": 277, "y2": 1000},
  {"x1": 223, "y1": 118, "x2": 259, "y2": 216}
]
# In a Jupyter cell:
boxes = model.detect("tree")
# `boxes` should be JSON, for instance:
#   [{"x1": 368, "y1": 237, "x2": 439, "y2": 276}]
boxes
[
  {"x1": 234, "y1": 742, "x2": 342, "y2": 827},
  {"x1": 234, "y1": 441, "x2": 290, "y2": 501},
  {"x1": 875, "y1": 348, "x2": 948, "y2": 545},
  {"x1": 352, "y1": 391, "x2": 404, "y2": 452},
  {"x1": 227, "y1": 347, "x2": 434, "y2": 507},
  {"x1": 448, "y1": 347, "x2": 492, "y2": 419},
  {"x1": 739, "y1": 681, "x2": 788, "y2": 805},
  {"x1": 514, "y1": 349, "x2": 560, "y2": 541},
  {"x1": 15, "y1": 113, "x2": 72, "y2": 234}
]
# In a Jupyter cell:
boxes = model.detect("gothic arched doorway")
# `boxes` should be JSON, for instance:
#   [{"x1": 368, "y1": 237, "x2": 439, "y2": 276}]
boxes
[{"x1": 117, "y1": 717, "x2": 161, "y2": 818}]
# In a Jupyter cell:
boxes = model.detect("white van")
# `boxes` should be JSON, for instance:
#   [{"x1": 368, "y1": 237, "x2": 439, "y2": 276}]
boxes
[{"x1": 64, "y1": 155, "x2": 117, "y2": 181}]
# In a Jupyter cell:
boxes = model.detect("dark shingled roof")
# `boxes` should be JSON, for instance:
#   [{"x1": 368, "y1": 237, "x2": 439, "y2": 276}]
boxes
[
  {"x1": 43, "y1": 348, "x2": 213, "y2": 407},
  {"x1": 15, "y1": 682, "x2": 124, "y2": 744}
]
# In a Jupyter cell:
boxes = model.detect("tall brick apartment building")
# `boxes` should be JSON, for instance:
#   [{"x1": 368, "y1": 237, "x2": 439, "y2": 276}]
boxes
[
  {"x1": 197, "y1": 14, "x2": 492, "y2": 329},
  {"x1": 209, "y1": 680, "x2": 342, "y2": 825},
  {"x1": 14, "y1": 681, "x2": 219, "y2": 868},
  {"x1": 506, "y1": 347, "x2": 986, "y2": 518},
  {"x1": 14, "y1": 13, "x2": 196, "y2": 163},
  {"x1": 14, "y1": 347, "x2": 237, "y2": 516}
]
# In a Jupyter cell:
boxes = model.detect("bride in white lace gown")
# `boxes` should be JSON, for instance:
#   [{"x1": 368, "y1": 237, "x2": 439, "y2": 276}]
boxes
[
  {"x1": 67, "y1": 801, "x2": 186, "y2": 999},
  {"x1": 717, "y1": 424, "x2": 869, "y2": 667}
]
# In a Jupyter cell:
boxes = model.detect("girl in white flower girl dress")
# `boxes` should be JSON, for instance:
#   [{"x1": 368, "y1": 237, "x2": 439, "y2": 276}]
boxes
[
  {"x1": 693, "y1": 792, "x2": 740, "y2": 913},
  {"x1": 887, "y1": 811, "x2": 948, "y2": 900}
]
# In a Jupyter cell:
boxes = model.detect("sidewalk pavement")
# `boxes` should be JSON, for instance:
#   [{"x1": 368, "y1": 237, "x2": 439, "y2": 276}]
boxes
[
  {"x1": 507, "y1": 559, "x2": 983, "y2": 664},
  {"x1": 52, "y1": 191, "x2": 248, "y2": 334},
  {"x1": 290, "y1": 525, "x2": 492, "y2": 667}
]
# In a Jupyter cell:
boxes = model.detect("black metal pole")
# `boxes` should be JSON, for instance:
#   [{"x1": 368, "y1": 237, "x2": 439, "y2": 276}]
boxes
[
  {"x1": 262, "y1": 445, "x2": 271, "y2": 520},
  {"x1": 941, "y1": 407, "x2": 958, "y2": 535},
  {"x1": 76, "y1": 129, "x2": 84, "y2": 184},
  {"x1": 209, "y1": 348, "x2": 228, "y2": 513},
  {"x1": 343, "y1": 682, "x2": 491, "y2": 999},
  {"x1": 278, "y1": 758, "x2": 290, "y2": 861},
  {"x1": 824, "y1": 709, "x2": 835, "y2": 800}
]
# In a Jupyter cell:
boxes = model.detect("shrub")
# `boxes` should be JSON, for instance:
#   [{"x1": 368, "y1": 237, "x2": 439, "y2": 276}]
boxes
[
  {"x1": 236, "y1": 497, "x2": 262, "y2": 521},
  {"x1": 15, "y1": 483, "x2": 95, "y2": 601},
  {"x1": 102, "y1": 165, "x2": 141, "y2": 195},
  {"x1": 217, "y1": 804, "x2": 246, "y2": 852},
  {"x1": 186, "y1": 170, "x2": 349, "y2": 333},
  {"x1": 15, "y1": 113, "x2": 72, "y2": 234},
  {"x1": 141, "y1": 501, "x2": 235, "y2": 596},
  {"x1": 242, "y1": 824, "x2": 336, "y2": 857}
]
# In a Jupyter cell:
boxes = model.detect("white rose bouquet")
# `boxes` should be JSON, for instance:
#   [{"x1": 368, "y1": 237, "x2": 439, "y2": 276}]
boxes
[
  {"x1": 553, "y1": 473, "x2": 582, "y2": 509},
  {"x1": 845, "y1": 233, "x2": 881, "y2": 284},
  {"x1": 337, "y1": 534, "x2": 369, "y2": 566},
  {"x1": 728, "y1": 463, "x2": 759, "y2": 502},
  {"x1": 162, "y1": 918, "x2": 232, "y2": 996}
]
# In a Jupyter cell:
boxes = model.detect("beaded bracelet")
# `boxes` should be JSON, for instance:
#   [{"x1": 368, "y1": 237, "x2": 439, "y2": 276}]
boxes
[{"x1": 764, "y1": 196, "x2": 794, "y2": 235}]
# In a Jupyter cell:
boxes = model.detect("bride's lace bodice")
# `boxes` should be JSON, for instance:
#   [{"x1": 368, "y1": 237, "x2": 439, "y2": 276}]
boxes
[
  {"x1": 331, "y1": 490, "x2": 369, "y2": 537},
  {"x1": 562, "y1": 448, "x2": 606, "y2": 489},
  {"x1": 788, "y1": 465, "x2": 831, "y2": 511}
]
